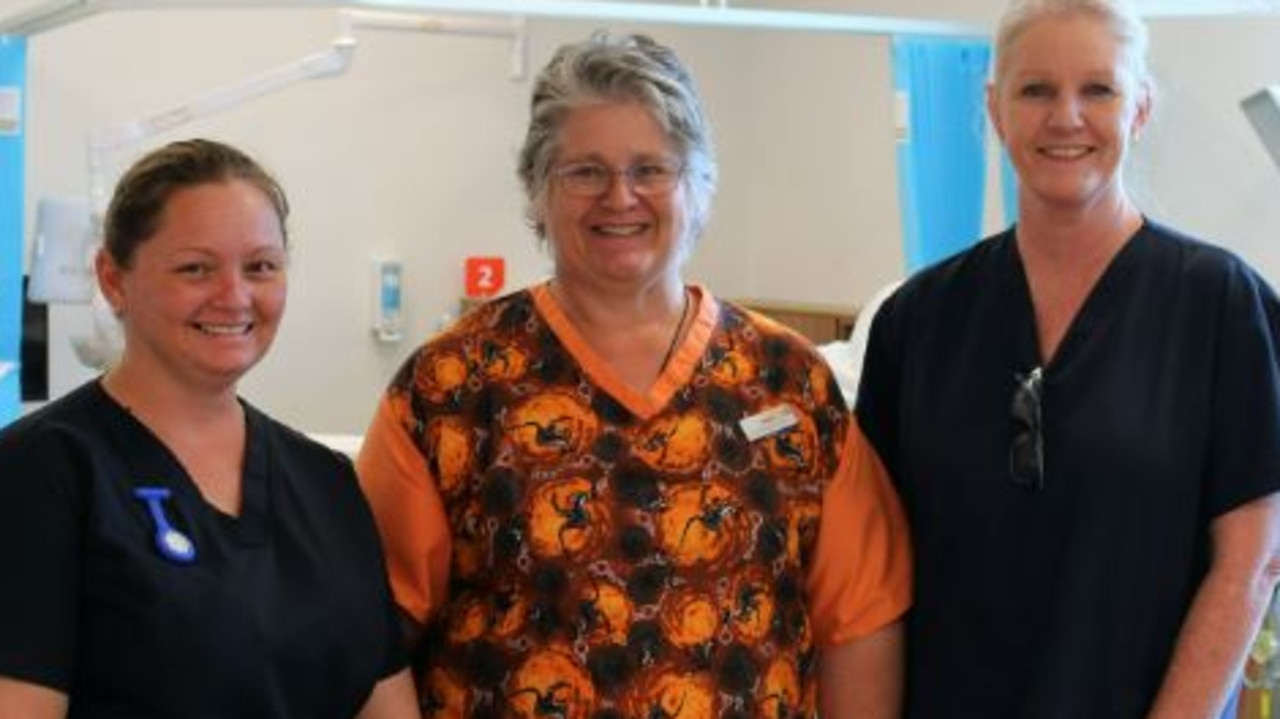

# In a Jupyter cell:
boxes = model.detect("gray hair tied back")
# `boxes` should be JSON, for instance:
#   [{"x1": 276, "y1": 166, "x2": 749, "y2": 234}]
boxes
[{"x1": 517, "y1": 31, "x2": 719, "y2": 243}]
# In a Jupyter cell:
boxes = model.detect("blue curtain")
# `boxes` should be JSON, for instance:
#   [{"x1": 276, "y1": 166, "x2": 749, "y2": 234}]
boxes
[
  {"x1": 891, "y1": 35, "x2": 992, "y2": 273},
  {"x1": 0, "y1": 36, "x2": 25, "y2": 427}
]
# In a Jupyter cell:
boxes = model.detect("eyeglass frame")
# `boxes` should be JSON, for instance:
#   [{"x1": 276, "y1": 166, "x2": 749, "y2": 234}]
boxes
[
  {"x1": 550, "y1": 159, "x2": 685, "y2": 198},
  {"x1": 1009, "y1": 366, "x2": 1045, "y2": 490}
]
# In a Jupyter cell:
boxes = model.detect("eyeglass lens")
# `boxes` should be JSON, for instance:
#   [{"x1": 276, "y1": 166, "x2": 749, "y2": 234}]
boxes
[
  {"x1": 1009, "y1": 367, "x2": 1044, "y2": 490},
  {"x1": 554, "y1": 162, "x2": 681, "y2": 198}
]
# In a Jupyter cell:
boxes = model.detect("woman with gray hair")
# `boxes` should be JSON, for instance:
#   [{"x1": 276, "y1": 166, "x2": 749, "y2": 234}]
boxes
[
  {"x1": 858, "y1": 0, "x2": 1280, "y2": 716},
  {"x1": 358, "y1": 31, "x2": 911, "y2": 718}
]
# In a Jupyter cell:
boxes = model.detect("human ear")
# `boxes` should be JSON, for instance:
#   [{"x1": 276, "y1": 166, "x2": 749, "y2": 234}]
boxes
[
  {"x1": 94, "y1": 249, "x2": 125, "y2": 317},
  {"x1": 1130, "y1": 84, "x2": 1153, "y2": 142},
  {"x1": 986, "y1": 82, "x2": 1006, "y2": 145}
]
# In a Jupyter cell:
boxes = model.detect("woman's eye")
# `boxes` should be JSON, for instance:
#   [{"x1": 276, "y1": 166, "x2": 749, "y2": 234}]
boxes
[
  {"x1": 175, "y1": 263, "x2": 211, "y2": 277},
  {"x1": 246, "y1": 259, "x2": 282, "y2": 275},
  {"x1": 571, "y1": 165, "x2": 608, "y2": 182},
  {"x1": 1018, "y1": 83, "x2": 1053, "y2": 99},
  {"x1": 1083, "y1": 83, "x2": 1117, "y2": 98},
  {"x1": 633, "y1": 164, "x2": 668, "y2": 181}
]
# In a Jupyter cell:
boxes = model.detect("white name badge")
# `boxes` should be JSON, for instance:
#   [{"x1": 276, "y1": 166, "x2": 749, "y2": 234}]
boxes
[{"x1": 739, "y1": 404, "x2": 800, "y2": 442}]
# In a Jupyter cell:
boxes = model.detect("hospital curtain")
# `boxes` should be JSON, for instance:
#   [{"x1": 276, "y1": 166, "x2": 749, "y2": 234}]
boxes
[
  {"x1": 0, "y1": 37, "x2": 25, "y2": 427},
  {"x1": 891, "y1": 35, "x2": 991, "y2": 273}
]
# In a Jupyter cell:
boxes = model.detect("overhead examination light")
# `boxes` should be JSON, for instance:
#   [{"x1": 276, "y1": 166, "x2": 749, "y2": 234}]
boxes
[
  {"x1": 16, "y1": 6, "x2": 525, "y2": 366},
  {"x1": 24, "y1": 25, "x2": 358, "y2": 312},
  {"x1": 33, "y1": 21, "x2": 359, "y2": 370},
  {"x1": 85, "y1": 32, "x2": 357, "y2": 216}
]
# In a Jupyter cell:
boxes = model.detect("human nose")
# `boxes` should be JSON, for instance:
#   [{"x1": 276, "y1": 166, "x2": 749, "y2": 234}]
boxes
[
  {"x1": 1048, "y1": 94, "x2": 1084, "y2": 128},
  {"x1": 212, "y1": 268, "x2": 251, "y2": 304},
  {"x1": 599, "y1": 168, "x2": 640, "y2": 206}
]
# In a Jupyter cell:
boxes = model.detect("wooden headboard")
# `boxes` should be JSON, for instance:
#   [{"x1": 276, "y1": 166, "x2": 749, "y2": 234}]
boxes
[{"x1": 733, "y1": 298, "x2": 858, "y2": 344}]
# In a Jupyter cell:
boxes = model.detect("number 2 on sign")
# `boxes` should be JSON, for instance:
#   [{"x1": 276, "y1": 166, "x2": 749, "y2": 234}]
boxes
[{"x1": 464, "y1": 257, "x2": 505, "y2": 298}]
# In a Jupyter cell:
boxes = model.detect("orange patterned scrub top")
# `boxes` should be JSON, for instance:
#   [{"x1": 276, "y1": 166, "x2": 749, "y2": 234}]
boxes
[{"x1": 357, "y1": 283, "x2": 910, "y2": 718}]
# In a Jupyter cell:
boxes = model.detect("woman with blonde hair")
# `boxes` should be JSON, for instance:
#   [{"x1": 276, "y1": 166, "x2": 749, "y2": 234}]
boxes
[{"x1": 858, "y1": 1, "x2": 1280, "y2": 716}]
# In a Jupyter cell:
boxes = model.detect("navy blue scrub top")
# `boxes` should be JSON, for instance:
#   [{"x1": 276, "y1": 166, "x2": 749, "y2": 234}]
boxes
[
  {"x1": 857, "y1": 220, "x2": 1280, "y2": 719},
  {"x1": 0, "y1": 381, "x2": 404, "y2": 718}
]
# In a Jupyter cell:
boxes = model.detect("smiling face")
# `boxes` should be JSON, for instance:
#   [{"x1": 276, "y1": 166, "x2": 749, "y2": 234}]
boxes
[
  {"x1": 98, "y1": 179, "x2": 287, "y2": 393},
  {"x1": 988, "y1": 12, "x2": 1151, "y2": 216},
  {"x1": 542, "y1": 101, "x2": 690, "y2": 295}
]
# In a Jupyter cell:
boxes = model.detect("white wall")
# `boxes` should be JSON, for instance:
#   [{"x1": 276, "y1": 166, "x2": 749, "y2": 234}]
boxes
[
  {"x1": 25, "y1": 8, "x2": 540, "y2": 432},
  {"x1": 16, "y1": 7, "x2": 919, "y2": 433},
  {"x1": 12, "y1": 2, "x2": 1280, "y2": 434},
  {"x1": 1134, "y1": 16, "x2": 1280, "y2": 281}
]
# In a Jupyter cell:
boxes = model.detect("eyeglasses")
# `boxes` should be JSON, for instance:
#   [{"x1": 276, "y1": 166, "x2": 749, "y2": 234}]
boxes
[
  {"x1": 551, "y1": 161, "x2": 683, "y2": 198},
  {"x1": 1009, "y1": 366, "x2": 1044, "y2": 490}
]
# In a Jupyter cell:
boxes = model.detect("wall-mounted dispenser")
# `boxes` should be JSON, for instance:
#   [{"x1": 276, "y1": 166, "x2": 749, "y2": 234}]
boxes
[{"x1": 372, "y1": 257, "x2": 404, "y2": 343}]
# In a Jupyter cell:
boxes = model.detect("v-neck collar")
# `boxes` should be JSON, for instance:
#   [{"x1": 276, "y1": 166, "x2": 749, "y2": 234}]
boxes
[
  {"x1": 530, "y1": 282, "x2": 719, "y2": 420},
  {"x1": 1005, "y1": 219, "x2": 1151, "y2": 373},
  {"x1": 92, "y1": 380, "x2": 271, "y2": 545}
]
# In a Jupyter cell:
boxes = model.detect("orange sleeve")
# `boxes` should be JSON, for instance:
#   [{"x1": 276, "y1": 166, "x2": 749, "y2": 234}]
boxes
[
  {"x1": 355, "y1": 394, "x2": 452, "y2": 624},
  {"x1": 806, "y1": 417, "x2": 913, "y2": 647}
]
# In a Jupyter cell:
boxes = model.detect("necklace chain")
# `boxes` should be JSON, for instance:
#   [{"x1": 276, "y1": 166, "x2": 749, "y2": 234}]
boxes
[{"x1": 658, "y1": 287, "x2": 690, "y2": 377}]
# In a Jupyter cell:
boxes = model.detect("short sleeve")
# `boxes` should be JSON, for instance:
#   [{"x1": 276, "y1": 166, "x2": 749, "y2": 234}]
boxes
[
  {"x1": 355, "y1": 394, "x2": 453, "y2": 624},
  {"x1": 805, "y1": 419, "x2": 912, "y2": 647},
  {"x1": 330, "y1": 453, "x2": 410, "y2": 679},
  {"x1": 0, "y1": 424, "x2": 82, "y2": 691},
  {"x1": 1205, "y1": 261, "x2": 1280, "y2": 517}
]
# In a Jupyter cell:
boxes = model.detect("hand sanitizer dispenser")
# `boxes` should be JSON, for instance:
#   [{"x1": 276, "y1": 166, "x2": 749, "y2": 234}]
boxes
[{"x1": 372, "y1": 257, "x2": 404, "y2": 343}]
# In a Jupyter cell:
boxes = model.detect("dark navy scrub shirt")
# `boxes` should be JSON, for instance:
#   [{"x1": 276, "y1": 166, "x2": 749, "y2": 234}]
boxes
[
  {"x1": 858, "y1": 220, "x2": 1280, "y2": 718},
  {"x1": 0, "y1": 381, "x2": 404, "y2": 718}
]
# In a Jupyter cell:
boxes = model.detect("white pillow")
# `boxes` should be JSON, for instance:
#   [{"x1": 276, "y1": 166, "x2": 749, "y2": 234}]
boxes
[{"x1": 817, "y1": 279, "x2": 903, "y2": 409}]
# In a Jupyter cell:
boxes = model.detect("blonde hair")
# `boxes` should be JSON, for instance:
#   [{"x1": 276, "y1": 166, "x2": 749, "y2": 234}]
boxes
[{"x1": 993, "y1": 0, "x2": 1152, "y2": 96}]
